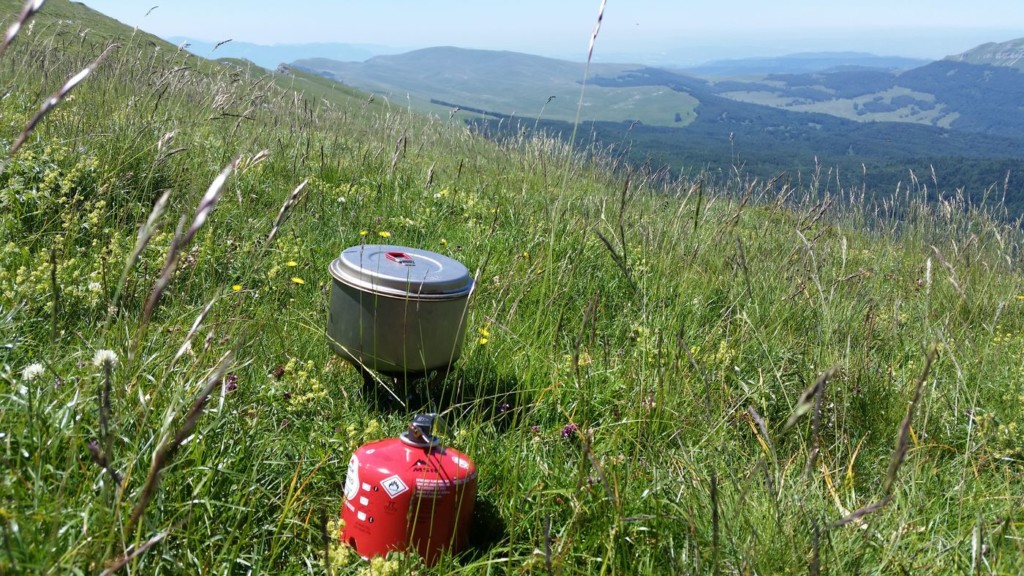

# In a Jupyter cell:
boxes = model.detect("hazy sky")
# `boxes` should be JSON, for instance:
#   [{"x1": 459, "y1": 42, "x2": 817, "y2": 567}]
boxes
[{"x1": 78, "y1": 1, "x2": 1024, "y2": 64}]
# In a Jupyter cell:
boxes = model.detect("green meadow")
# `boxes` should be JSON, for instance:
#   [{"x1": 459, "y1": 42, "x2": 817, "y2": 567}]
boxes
[{"x1": 1, "y1": 1, "x2": 1022, "y2": 574}]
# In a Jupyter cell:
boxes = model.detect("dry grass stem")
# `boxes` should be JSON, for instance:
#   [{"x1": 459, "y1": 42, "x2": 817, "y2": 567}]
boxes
[
  {"x1": 595, "y1": 230, "x2": 637, "y2": 294},
  {"x1": 126, "y1": 189, "x2": 171, "y2": 273},
  {"x1": 882, "y1": 346, "x2": 938, "y2": 496},
  {"x1": 829, "y1": 496, "x2": 892, "y2": 530},
  {"x1": 784, "y1": 368, "x2": 837, "y2": 431},
  {"x1": 566, "y1": 0, "x2": 607, "y2": 163},
  {"x1": 87, "y1": 439, "x2": 122, "y2": 488},
  {"x1": 586, "y1": 0, "x2": 607, "y2": 64},
  {"x1": 141, "y1": 215, "x2": 185, "y2": 328},
  {"x1": 747, "y1": 406, "x2": 773, "y2": 453},
  {"x1": 171, "y1": 297, "x2": 218, "y2": 368},
  {"x1": 583, "y1": 429, "x2": 619, "y2": 511},
  {"x1": 98, "y1": 360, "x2": 114, "y2": 467},
  {"x1": 11, "y1": 43, "x2": 119, "y2": 154},
  {"x1": 180, "y1": 157, "x2": 239, "y2": 247},
  {"x1": 805, "y1": 367, "x2": 829, "y2": 478},
  {"x1": 809, "y1": 517, "x2": 820, "y2": 576},
  {"x1": 98, "y1": 530, "x2": 167, "y2": 576},
  {"x1": 127, "y1": 351, "x2": 233, "y2": 535},
  {"x1": 266, "y1": 179, "x2": 308, "y2": 245},
  {"x1": 710, "y1": 471, "x2": 720, "y2": 573},
  {"x1": 0, "y1": 0, "x2": 45, "y2": 58},
  {"x1": 544, "y1": 516, "x2": 553, "y2": 575},
  {"x1": 143, "y1": 159, "x2": 237, "y2": 325}
]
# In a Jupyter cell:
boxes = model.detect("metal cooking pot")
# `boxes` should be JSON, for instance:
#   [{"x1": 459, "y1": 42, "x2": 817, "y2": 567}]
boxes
[{"x1": 326, "y1": 244, "x2": 473, "y2": 374}]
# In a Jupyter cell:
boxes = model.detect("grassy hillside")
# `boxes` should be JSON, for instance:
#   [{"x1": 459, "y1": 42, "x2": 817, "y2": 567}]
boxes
[
  {"x1": 293, "y1": 47, "x2": 700, "y2": 127},
  {"x1": 2, "y1": 2, "x2": 1023, "y2": 575}
]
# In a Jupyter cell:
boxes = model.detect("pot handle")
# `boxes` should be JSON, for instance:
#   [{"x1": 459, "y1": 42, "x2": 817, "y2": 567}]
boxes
[{"x1": 385, "y1": 251, "x2": 415, "y2": 266}]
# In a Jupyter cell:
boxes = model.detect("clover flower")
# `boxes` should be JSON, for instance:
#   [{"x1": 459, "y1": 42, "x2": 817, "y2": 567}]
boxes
[
  {"x1": 92, "y1": 349, "x2": 118, "y2": 369},
  {"x1": 561, "y1": 423, "x2": 579, "y2": 439},
  {"x1": 21, "y1": 363, "x2": 44, "y2": 382}
]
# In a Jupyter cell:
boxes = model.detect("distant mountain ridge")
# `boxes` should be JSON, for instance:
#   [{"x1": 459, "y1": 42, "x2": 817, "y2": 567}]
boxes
[
  {"x1": 291, "y1": 39, "x2": 1024, "y2": 138},
  {"x1": 947, "y1": 37, "x2": 1024, "y2": 71},
  {"x1": 680, "y1": 52, "x2": 930, "y2": 76},
  {"x1": 292, "y1": 39, "x2": 1024, "y2": 207},
  {"x1": 168, "y1": 37, "x2": 405, "y2": 70}
]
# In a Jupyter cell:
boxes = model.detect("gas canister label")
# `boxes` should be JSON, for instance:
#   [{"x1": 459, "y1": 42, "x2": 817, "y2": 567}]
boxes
[
  {"x1": 344, "y1": 455, "x2": 359, "y2": 500},
  {"x1": 380, "y1": 474, "x2": 409, "y2": 498}
]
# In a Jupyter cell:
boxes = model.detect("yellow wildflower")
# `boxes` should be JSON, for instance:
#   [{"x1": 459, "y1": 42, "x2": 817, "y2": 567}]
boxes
[
  {"x1": 359, "y1": 230, "x2": 368, "y2": 236},
  {"x1": 365, "y1": 556, "x2": 400, "y2": 576},
  {"x1": 378, "y1": 231, "x2": 391, "y2": 238},
  {"x1": 285, "y1": 261, "x2": 297, "y2": 267},
  {"x1": 232, "y1": 284, "x2": 242, "y2": 291},
  {"x1": 291, "y1": 277, "x2": 305, "y2": 285}
]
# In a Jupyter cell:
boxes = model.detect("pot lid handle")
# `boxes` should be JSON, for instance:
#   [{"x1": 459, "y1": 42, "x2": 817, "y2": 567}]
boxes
[{"x1": 385, "y1": 251, "x2": 415, "y2": 266}]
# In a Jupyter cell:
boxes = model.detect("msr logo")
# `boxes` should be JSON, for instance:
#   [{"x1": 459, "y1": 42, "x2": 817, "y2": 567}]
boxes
[{"x1": 410, "y1": 459, "x2": 437, "y2": 473}]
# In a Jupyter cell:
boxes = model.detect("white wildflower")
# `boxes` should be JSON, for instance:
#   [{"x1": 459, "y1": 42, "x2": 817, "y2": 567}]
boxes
[
  {"x1": 93, "y1": 349, "x2": 118, "y2": 369},
  {"x1": 21, "y1": 363, "x2": 44, "y2": 382}
]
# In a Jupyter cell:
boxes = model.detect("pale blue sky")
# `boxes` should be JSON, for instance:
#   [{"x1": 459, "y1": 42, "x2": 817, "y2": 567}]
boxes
[{"x1": 79, "y1": 1, "x2": 1024, "y2": 64}]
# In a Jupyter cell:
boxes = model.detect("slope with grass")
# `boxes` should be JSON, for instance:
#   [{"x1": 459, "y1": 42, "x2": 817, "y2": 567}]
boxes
[
  {"x1": 293, "y1": 47, "x2": 701, "y2": 127},
  {"x1": 1, "y1": 1, "x2": 1023, "y2": 575}
]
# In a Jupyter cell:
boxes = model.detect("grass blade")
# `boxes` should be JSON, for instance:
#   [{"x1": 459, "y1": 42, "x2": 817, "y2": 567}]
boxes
[{"x1": 11, "y1": 43, "x2": 119, "y2": 154}]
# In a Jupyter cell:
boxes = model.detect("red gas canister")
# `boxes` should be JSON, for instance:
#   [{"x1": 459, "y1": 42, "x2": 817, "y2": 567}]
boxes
[{"x1": 340, "y1": 414, "x2": 477, "y2": 566}]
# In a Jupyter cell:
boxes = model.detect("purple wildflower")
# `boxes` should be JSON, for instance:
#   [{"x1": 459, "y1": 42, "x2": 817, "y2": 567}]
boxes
[
  {"x1": 561, "y1": 423, "x2": 579, "y2": 439},
  {"x1": 642, "y1": 393, "x2": 656, "y2": 410},
  {"x1": 225, "y1": 373, "x2": 238, "y2": 392}
]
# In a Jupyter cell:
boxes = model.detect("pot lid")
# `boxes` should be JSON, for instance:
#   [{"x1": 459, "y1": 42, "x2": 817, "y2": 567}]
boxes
[{"x1": 329, "y1": 244, "x2": 473, "y2": 299}]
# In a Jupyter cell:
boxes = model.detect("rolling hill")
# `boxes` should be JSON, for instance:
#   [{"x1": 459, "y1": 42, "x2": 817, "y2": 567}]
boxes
[
  {"x1": 293, "y1": 47, "x2": 701, "y2": 127},
  {"x1": 169, "y1": 37, "x2": 406, "y2": 71},
  {"x1": 293, "y1": 42, "x2": 1024, "y2": 212}
]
